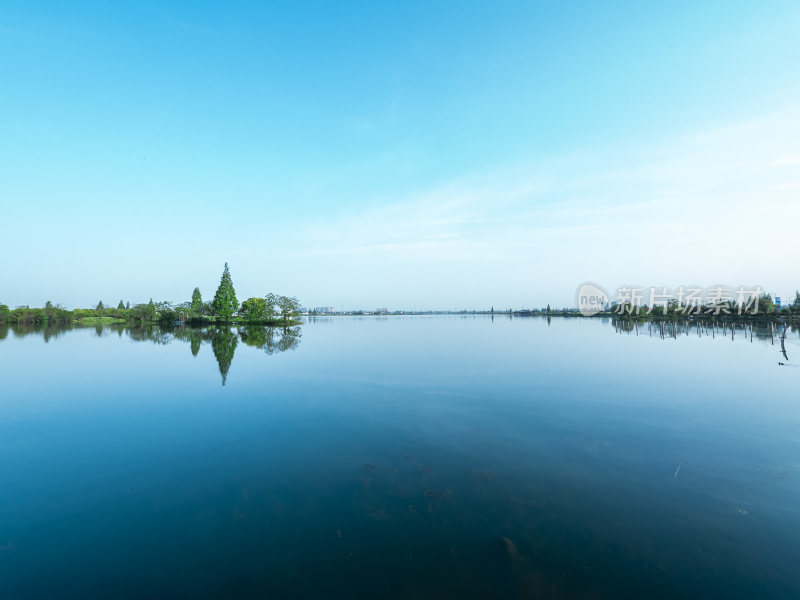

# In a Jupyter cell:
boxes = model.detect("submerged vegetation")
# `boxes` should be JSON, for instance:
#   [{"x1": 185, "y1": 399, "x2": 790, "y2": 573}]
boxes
[{"x1": 0, "y1": 263, "x2": 302, "y2": 328}]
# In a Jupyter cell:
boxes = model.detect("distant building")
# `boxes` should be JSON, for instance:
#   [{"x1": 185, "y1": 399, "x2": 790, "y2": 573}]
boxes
[
  {"x1": 374, "y1": 308, "x2": 389, "y2": 314},
  {"x1": 314, "y1": 307, "x2": 336, "y2": 314}
]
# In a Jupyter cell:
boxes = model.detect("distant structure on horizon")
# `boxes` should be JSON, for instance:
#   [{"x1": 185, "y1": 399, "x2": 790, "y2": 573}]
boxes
[
  {"x1": 315, "y1": 307, "x2": 336, "y2": 314},
  {"x1": 374, "y1": 308, "x2": 389, "y2": 314}
]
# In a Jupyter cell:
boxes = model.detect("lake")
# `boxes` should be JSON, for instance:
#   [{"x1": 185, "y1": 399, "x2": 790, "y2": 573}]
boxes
[{"x1": 1, "y1": 316, "x2": 798, "y2": 599}]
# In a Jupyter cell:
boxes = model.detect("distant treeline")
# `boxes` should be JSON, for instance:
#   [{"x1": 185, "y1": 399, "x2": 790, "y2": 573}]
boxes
[
  {"x1": 518, "y1": 292, "x2": 800, "y2": 320},
  {"x1": 0, "y1": 263, "x2": 302, "y2": 327}
]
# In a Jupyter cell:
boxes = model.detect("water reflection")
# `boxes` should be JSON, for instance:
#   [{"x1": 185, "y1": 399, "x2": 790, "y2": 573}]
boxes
[
  {"x1": 2, "y1": 322, "x2": 301, "y2": 385},
  {"x1": 171, "y1": 325, "x2": 301, "y2": 385},
  {"x1": 211, "y1": 328, "x2": 238, "y2": 385},
  {"x1": 5, "y1": 316, "x2": 797, "y2": 377},
  {"x1": 611, "y1": 317, "x2": 798, "y2": 362},
  {"x1": 2, "y1": 316, "x2": 800, "y2": 599}
]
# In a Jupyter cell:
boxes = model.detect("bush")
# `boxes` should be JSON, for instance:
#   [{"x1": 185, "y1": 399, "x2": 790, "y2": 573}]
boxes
[{"x1": 239, "y1": 297, "x2": 268, "y2": 321}]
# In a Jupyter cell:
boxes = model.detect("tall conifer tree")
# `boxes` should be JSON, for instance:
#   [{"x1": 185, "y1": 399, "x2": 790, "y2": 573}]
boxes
[
  {"x1": 212, "y1": 263, "x2": 238, "y2": 321},
  {"x1": 190, "y1": 287, "x2": 203, "y2": 317}
]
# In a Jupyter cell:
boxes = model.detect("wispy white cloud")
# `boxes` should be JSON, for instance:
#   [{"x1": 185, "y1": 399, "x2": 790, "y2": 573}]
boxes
[
  {"x1": 286, "y1": 112, "x2": 798, "y2": 261},
  {"x1": 771, "y1": 155, "x2": 800, "y2": 167},
  {"x1": 256, "y1": 112, "x2": 800, "y2": 307}
]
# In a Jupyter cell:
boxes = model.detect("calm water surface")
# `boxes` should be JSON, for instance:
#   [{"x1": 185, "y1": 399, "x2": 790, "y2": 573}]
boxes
[{"x1": 1, "y1": 316, "x2": 799, "y2": 599}]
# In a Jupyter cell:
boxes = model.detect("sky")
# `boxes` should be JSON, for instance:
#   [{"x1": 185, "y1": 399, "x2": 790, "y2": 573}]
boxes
[{"x1": 1, "y1": 1, "x2": 799, "y2": 310}]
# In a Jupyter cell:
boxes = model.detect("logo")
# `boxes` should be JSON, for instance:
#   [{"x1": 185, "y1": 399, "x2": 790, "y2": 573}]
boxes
[{"x1": 577, "y1": 282, "x2": 609, "y2": 316}]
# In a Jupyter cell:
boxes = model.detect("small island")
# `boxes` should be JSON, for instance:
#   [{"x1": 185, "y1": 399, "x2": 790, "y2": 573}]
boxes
[{"x1": 0, "y1": 263, "x2": 302, "y2": 328}]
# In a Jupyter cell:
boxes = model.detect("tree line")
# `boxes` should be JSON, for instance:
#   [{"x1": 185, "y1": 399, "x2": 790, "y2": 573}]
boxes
[{"x1": 0, "y1": 263, "x2": 302, "y2": 327}]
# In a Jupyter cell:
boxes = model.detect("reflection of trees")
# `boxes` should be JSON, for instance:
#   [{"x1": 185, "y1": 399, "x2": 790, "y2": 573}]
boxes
[
  {"x1": 5, "y1": 322, "x2": 74, "y2": 340},
  {"x1": 43, "y1": 324, "x2": 71, "y2": 343},
  {"x1": 211, "y1": 327, "x2": 238, "y2": 386},
  {"x1": 274, "y1": 327, "x2": 302, "y2": 353},
  {"x1": 239, "y1": 326, "x2": 270, "y2": 348},
  {"x1": 127, "y1": 323, "x2": 173, "y2": 345},
  {"x1": 190, "y1": 333, "x2": 202, "y2": 357},
  {"x1": 0, "y1": 323, "x2": 300, "y2": 378},
  {"x1": 239, "y1": 326, "x2": 302, "y2": 355},
  {"x1": 171, "y1": 326, "x2": 205, "y2": 357},
  {"x1": 2, "y1": 322, "x2": 302, "y2": 385},
  {"x1": 610, "y1": 317, "x2": 798, "y2": 350}
]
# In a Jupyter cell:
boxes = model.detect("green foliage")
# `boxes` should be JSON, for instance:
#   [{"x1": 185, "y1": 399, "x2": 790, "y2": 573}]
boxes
[
  {"x1": 72, "y1": 308, "x2": 96, "y2": 319},
  {"x1": 78, "y1": 316, "x2": 125, "y2": 325},
  {"x1": 43, "y1": 301, "x2": 71, "y2": 323},
  {"x1": 190, "y1": 287, "x2": 203, "y2": 318},
  {"x1": 154, "y1": 300, "x2": 177, "y2": 323},
  {"x1": 239, "y1": 297, "x2": 268, "y2": 321},
  {"x1": 277, "y1": 295, "x2": 301, "y2": 325},
  {"x1": 1, "y1": 301, "x2": 72, "y2": 325},
  {"x1": 0, "y1": 263, "x2": 306, "y2": 328},
  {"x1": 264, "y1": 293, "x2": 278, "y2": 319},
  {"x1": 129, "y1": 300, "x2": 157, "y2": 321},
  {"x1": 211, "y1": 263, "x2": 239, "y2": 321},
  {"x1": 104, "y1": 305, "x2": 128, "y2": 319},
  {"x1": 758, "y1": 293, "x2": 777, "y2": 315}
]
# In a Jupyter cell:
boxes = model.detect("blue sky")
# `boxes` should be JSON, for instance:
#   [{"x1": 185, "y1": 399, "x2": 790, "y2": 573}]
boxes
[{"x1": 2, "y1": 1, "x2": 799, "y2": 309}]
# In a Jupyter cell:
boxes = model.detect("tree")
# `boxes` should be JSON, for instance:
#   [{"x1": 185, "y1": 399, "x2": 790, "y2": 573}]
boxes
[
  {"x1": 239, "y1": 297, "x2": 267, "y2": 321},
  {"x1": 264, "y1": 292, "x2": 278, "y2": 319},
  {"x1": 190, "y1": 287, "x2": 203, "y2": 318},
  {"x1": 277, "y1": 295, "x2": 301, "y2": 326},
  {"x1": 129, "y1": 299, "x2": 157, "y2": 321},
  {"x1": 96, "y1": 301, "x2": 105, "y2": 316},
  {"x1": 758, "y1": 294, "x2": 777, "y2": 315},
  {"x1": 211, "y1": 263, "x2": 239, "y2": 321},
  {"x1": 154, "y1": 300, "x2": 177, "y2": 322},
  {"x1": 43, "y1": 300, "x2": 62, "y2": 323},
  {"x1": 118, "y1": 300, "x2": 125, "y2": 310}
]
